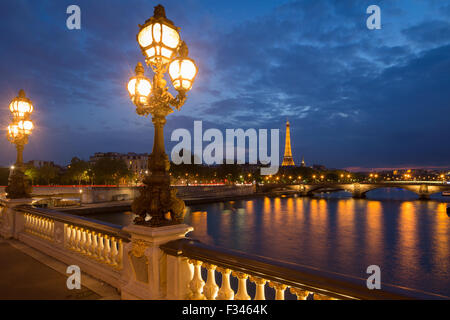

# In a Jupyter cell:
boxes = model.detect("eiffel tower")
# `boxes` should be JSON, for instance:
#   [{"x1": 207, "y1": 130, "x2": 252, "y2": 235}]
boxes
[{"x1": 282, "y1": 120, "x2": 295, "y2": 166}]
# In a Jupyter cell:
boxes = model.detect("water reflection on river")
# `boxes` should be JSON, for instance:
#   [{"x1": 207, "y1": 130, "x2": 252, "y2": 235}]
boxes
[{"x1": 90, "y1": 189, "x2": 450, "y2": 297}]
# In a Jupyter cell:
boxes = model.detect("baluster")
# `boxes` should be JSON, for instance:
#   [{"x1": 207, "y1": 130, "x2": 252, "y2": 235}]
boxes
[
  {"x1": 65, "y1": 226, "x2": 72, "y2": 248},
  {"x1": 30, "y1": 216, "x2": 35, "y2": 233},
  {"x1": 80, "y1": 228, "x2": 87, "y2": 253},
  {"x1": 85, "y1": 231, "x2": 93, "y2": 256},
  {"x1": 232, "y1": 272, "x2": 251, "y2": 300},
  {"x1": 36, "y1": 217, "x2": 41, "y2": 235},
  {"x1": 49, "y1": 220, "x2": 54, "y2": 240},
  {"x1": 103, "y1": 235, "x2": 111, "y2": 264},
  {"x1": 117, "y1": 239, "x2": 123, "y2": 268},
  {"x1": 44, "y1": 219, "x2": 50, "y2": 239},
  {"x1": 43, "y1": 219, "x2": 48, "y2": 238},
  {"x1": 39, "y1": 217, "x2": 44, "y2": 236},
  {"x1": 41, "y1": 219, "x2": 46, "y2": 238},
  {"x1": 188, "y1": 260, "x2": 206, "y2": 300},
  {"x1": 216, "y1": 268, "x2": 234, "y2": 300},
  {"x1": 75, "y1": 227, "x2": 82, "y2": 252},
  {"x1": 64, "y1": 225, "x2": 71, "y2": 248},
  {"x1": 31, "y1": 216, "x2": 38, "y2": 234},
  {"x1": 110, "y1": 237, "x2": 119, "y2": 266},
  {"x1": 70, "y1": 226, "x2": 77, "y2": 250},
  {"x1": 97, "y1": 234, "x2": 105, "y2": 261},
  {"x1": 269, "y1": 282, "x2": 287, "y2": 300},
  {"x1": 91, "y1": 232, "x2": 99, "y2": 259},
  {"x1": 203, "y1": 263, "x2": 219, "y2": 300},
  {"x1": 30, "y1": 215, "x2": 34, "y2": 231},
  {"x1": 24, "y1": 214, "x2": 30, "y2": 231},
  {"x1": 249, "y1": 276, "x2": 267, "y2": 300},
  {"x1": 290, "y1": 287, "x2": 310, "y2": 300}
]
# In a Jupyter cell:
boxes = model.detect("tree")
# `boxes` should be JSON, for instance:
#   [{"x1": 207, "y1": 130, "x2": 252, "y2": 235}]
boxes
[
  {"x1": 65, "y1": 157, "x2": 90, "y2": 185},
  {"x1": 38, "y1": 164, "x2": 59, "y2": 185},
  {"x1": 24, "y1": 166, "x2": 39, "y2": 185},
  {"x1": 92, "y1": 157, "x2": 131, "y2": 185},
  {"x1": 0, "y1": 167, "x2": 9, "y2": 186}
]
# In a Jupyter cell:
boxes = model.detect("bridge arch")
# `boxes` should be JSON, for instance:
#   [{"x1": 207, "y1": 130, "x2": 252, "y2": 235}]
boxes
[{"x1": 362, "y1": 186, "x2": 420, "y2": 198}]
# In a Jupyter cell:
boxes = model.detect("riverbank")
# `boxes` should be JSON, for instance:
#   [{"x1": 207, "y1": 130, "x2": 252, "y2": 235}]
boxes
[{"x1": 59, "y1": 192, "x2": 271, "y2": 215}]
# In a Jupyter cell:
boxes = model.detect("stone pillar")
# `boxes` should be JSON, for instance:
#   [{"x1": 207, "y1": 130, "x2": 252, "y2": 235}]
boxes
[
  {"x1": 351, "y1": 183, "x2": 366, "y2": 199},
  {"x1": 166, "y1": 254, "x2": 194, "y2": 300},
  {"x1": 419, "y1": 193, "x2": 430, "y2": 200},
  {"x1": 0, "y1": 198, "x2": 32, "y2": 239},
  {"x1": 121, "y1": 223, "x2": 193, "y2": 300},
  {"x1": 418, "y1": 185, "x2": 430, "y2": 200}
]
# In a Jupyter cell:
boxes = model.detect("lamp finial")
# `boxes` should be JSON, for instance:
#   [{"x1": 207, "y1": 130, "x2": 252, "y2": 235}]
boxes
[{"x1": 154, "y1": 4, "x2": 166, "y2": 18}]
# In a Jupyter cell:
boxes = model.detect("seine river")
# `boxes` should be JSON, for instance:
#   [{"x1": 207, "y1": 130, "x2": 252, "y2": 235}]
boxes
[{"x1": 90, "y1": 189, "x2": 450, "y2": 298}]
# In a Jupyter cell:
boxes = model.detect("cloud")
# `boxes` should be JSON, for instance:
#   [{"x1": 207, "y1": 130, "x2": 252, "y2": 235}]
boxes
[{"x1": 0, "y1": 0, "x2": 448, "y2": 170}]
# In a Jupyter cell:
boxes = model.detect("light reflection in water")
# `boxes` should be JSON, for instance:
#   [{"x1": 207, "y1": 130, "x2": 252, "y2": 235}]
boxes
[
  {"x1": 397, "y1": 201, "x2": 418, "y2": 279},
  {"x1": 365, "y1": 201, "x2": 383, "y2": 265}
]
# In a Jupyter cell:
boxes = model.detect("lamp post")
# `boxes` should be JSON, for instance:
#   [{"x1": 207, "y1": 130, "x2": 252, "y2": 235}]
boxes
[
  {"x1": 127, "y1": 4, "x2": 198, "y2": 226},
  {"x1": 5, "y1": 89, "x2": 34, "y2": 199}
]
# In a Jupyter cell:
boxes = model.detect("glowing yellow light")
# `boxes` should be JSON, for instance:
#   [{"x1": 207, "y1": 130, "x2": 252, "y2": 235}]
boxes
[
  {"x1": 138, "y1": 21, "x2": 180, "y2": 64},
  {"x1": 9, "y1": 100, "x2": 33, "y2": 117},
  {"x1": 17, "y1": 120, "x2": 33, "y2": 134},
  {"x1": 162, "y1": 24, "x2": 180, "y2": 48},
  {"x1": 169, "y1": 58, "x2": 197, "y2": 91},
  {"x1": 138, "y1": 25, "x2": 153, "y2": 47}
]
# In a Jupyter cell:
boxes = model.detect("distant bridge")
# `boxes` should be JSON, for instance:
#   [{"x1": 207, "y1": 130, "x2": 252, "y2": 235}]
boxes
[{"x1": 258, "y1": 181, "x2": 450, "y2": 200}]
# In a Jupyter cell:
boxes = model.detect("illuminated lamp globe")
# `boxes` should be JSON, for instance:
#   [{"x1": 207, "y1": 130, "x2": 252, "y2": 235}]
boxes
[
  {"x1": 18, "y1": 120, "x2": 34, "y2": 135},
  {"x1": 169, "y1": 58, "x2": 197, "y2": 92},
  {"x1": 9, "y1": 90, "x2": 33, "y2": 118},
  {"x1": 7, "y1": 124, "x2": 20, "y2": 140},
  {"x1": 137, "y1": 5, "x2": 180, "y2": 64},
  {"x1": 168, "y1": 42, "x2": 197, "y2": 92},
  {"x1": 127, "y1": 62, "x2": 152, "y2": 106}
]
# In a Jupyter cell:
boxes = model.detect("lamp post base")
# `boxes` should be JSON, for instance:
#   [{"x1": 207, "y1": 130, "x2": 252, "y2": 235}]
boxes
[
  {"x1": 131, "y1": 171, "x2": 185, "y2": 227},
  {"x1": 5, "y1": 167, "x2": 32, "y2": 199}
]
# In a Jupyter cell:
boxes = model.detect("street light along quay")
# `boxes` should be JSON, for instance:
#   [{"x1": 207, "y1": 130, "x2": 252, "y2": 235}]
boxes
[
  {"x1": 5, "y1": 89, "x2": 34, "y2": 199},
  {"x1": 127, "y1": 4, "x2": 198, "y2": 226}
]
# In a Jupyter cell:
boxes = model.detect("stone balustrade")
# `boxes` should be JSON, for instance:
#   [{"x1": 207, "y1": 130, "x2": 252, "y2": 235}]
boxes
[
  {"x1": 1, "y1": 200, "x2": 129, "y2": 289},
  {"x1": 182, "y1": 259, "x2": 335, "y2": 300},
  {"x1": 24, "y1": 213, "x2": 55, "y2": 241},
  {"x1": 161, "y1": 239, "x2": 419, "y2": 300},
  {"x1": 64, "y1": 224, "x2": 124, "y2": 269}
]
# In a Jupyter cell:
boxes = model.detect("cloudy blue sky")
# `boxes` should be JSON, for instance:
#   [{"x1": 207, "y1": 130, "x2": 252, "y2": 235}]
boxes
[{"x1": 0, "y1": 0, "x2": 449, "y2": 170}]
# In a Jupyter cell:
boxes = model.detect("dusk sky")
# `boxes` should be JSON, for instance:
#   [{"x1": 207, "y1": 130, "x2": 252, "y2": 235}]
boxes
[{"x1": 0, "y1": 0, "x2": 449, "y2": 170}]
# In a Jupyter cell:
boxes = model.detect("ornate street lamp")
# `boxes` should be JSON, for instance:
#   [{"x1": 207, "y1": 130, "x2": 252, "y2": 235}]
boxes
[
  {"x1": 5, "y1": 89, "x2": 34, "y2": 199},
  {"x1": 127, "y1": 4, "x2": 198, "y2": 226}
]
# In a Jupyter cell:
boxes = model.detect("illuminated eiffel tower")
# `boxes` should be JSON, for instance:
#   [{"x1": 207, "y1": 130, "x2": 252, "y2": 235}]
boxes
[{"x1": 282, "y1": 120, "x2": 295, "y2": 166}]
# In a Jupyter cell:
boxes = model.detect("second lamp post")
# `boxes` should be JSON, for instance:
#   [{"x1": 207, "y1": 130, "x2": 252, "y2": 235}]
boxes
[
  {"x1": 127, "y1": 4, "x2": 198, "y2": 226},
  {"x1": 6, "y1": 89, "x2": 34, "y2": 199}
]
